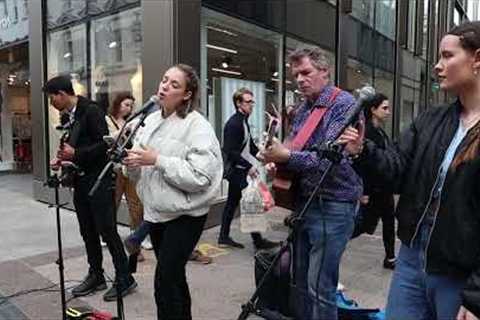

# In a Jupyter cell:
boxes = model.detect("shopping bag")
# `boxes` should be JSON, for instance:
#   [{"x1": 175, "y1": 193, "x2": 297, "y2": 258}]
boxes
[
  {"x1": 258, "y1": 180, "x2": 275, "y2": 212},
  {"x1": 240, "y1": 177, "x2": 268, "y2": 233}
]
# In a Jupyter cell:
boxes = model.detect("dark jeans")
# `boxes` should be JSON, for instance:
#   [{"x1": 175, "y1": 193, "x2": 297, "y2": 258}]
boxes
[
  {"x1": 385, "y1": 200, "x2": 466, "y2": 320},
  {"x1": 128, "y1": 220, "x2": 153, "y2": 246},
  {"x1": 219, "y1": 169, "x2": 263, "y2": 243},
  {"x1": 73, "y1": 174, "x2": 130, "y2": 280},
  {"x1": 150, "y1": 215, "x2": 207, "y2": 320},
  {"x1": 353, "y1": 192, "x2": 395, "y2": 259},
  {"x1": 293, "y1": 197, "x2": 357, "y2": 320}
]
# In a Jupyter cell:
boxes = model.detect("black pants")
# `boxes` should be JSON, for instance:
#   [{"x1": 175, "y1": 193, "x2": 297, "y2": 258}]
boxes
[
  {"x1": 219, "y1": 169, "x2": 262, "y2": 243},
  {"x1": 150, "y1": 215, "x2": 207, "y2": 320},
  {"x1": 73, "y1": 174, "x2": 129, "y2": 279},
  {"x1": 353, "y1": 192, "x2": 395, "y2": 259}
]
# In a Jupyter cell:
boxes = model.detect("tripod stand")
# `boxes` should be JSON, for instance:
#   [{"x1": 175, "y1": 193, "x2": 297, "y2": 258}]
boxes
[
  {"x1": 88, "y1": 111, "x2": 150, "y2": 320},
  {"x1": 44, "y1": 173, "x2": 69, "y2": 320}
]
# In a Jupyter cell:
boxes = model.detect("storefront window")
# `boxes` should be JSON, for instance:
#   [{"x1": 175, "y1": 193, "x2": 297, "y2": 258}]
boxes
[
  {"x1": 202, "y1": 8, "x2": 282, "y2": 144},
  {"x1": 46, "y1": 0, "x2": 86, "y2": 29},
  {"x1": 90, "y1": 7, "x2": 143, "y2": 112},
  {"x1": 0, "y1": 0, "x2": 29, "y2": 46},
  {"x1": 88, "y1": 0, "x2": 139, "y2": 15},
  {"x1": 46, "y1": 24, "x2": 87, "y2": 161}
]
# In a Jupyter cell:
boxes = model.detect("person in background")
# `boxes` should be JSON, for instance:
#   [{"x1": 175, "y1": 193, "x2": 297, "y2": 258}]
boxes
[
  {"x1": 350, "y1": 93, "x2": 396, "y2": 270},
  {"x1": 124, "y1": 64, "x2": 222, "y2": 319},
  {"x1": 106, "y1": 92, "x2": 150, "y2": 262},
  {"x1": 340, "y1": 21, "x2": 480, "y2": 320},
  {"x1": 218, "y1": 87, "x2": 279, "y2": 250}
]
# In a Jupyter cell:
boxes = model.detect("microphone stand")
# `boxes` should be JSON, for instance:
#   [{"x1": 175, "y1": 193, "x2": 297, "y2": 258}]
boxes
[
  {"x1": 237, "y1": 95, "x2": 369, "y2": 320},
  {"x1": 44, "y1": 173, "x2": 69, "y2": 320},
  {"x1": 88, "y1": 111, "x2": 150, "y2": 320}
]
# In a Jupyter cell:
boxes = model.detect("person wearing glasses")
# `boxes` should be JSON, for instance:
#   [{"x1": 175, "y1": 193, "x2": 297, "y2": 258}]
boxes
[
  {"x1": 218, "y1": 88, "x2": 278, "y2": 250},
  {"x1": 351, "y1": 93, "x2": 397, "y2": 270}
]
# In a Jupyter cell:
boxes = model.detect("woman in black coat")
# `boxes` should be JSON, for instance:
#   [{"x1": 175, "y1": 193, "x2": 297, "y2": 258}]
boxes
[{"x1": 352, "y1": 93, "x2": 396, "y2": 269}]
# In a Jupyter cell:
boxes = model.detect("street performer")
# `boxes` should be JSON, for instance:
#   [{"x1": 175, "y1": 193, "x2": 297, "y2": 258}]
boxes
[
  {"x1": 46, "y1": 75, "x2": 136, "y2": 302},
  {"x1": 260, "y1": 47, "x2": 362, "y2": 319}
]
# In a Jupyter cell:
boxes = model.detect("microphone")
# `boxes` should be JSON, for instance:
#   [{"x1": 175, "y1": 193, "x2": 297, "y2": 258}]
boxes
[
  {"x1": 335, "y1": 85, "x2": 376, "y2": 140},
  {"x1": 126, "y1": 95, "x2": 160, "y2": 122}
]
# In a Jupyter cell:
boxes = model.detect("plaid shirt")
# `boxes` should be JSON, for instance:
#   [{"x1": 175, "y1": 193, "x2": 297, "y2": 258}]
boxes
[{"x1": 285, "y1": 85, "x2": 363, "y2": 202}]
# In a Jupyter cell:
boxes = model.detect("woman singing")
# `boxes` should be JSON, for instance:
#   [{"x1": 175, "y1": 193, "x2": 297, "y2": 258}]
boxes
[{"x1": 124, "y1": 64, "x2": 222, "y2": 319}]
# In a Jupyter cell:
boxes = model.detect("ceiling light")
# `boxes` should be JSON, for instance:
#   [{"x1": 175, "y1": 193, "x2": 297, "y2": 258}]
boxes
[
  {"x1": 206, "y1": 44, "x2": 238, "y2": 54},
  {"x1": 206, "y1": 26, "x2": 238, "y2": 37},
  {"x1": 63, "y1": 52, "x2": 72, "y2": 59},
  {"x1": 211, "y1": 68, "x2": 242, "y2": 76},
  {"x1": 221, "y1": 61, "x2": 229, "y2": 68},
  {"x1": 273, "y1": 71, "x2": 279, "y2": 77},
  {"x1": 108, "y1": 41, "x2": 118, "y2": 49}
]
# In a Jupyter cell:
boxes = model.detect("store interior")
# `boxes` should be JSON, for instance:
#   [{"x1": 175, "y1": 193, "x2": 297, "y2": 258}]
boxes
[{"x1": 0, "y1": 42, "x2": 31, "y2": 172}]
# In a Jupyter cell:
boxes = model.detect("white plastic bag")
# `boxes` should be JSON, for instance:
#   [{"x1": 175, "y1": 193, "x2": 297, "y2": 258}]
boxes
[{"x1": 240, "y1": 176, "x2": 268, "y2": 233}]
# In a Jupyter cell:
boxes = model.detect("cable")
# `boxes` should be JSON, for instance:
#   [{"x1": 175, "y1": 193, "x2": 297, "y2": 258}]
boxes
[{"x1": 0, "y1": 279, "x2": 96, "y2": 307}]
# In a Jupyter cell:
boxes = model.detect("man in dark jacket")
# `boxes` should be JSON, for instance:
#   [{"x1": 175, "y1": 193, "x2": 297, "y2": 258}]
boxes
[
  {"x1": 45, "y1": 75, "x2": 136, "y2": 302},
  {"x1": 218, "y1": 87, "x2": 277, "y2": 250}
]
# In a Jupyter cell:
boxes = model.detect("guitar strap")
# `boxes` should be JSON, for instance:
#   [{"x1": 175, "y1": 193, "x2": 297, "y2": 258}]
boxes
[{"x1": 288, "y1": 87, "x2": 341, "y2": 151}]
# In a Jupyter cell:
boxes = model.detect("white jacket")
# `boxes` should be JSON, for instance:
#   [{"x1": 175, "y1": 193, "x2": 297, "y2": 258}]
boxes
[{"x1": 129, "y1": 110, "x2": 223, "y2": 223}]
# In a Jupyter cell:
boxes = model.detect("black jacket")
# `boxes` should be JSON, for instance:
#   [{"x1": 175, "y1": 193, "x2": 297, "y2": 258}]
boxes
[
  {"x1": 362, "y1": 121, "x2": 392, "y2": 196},
  {"x1": 68, "y1": 96, "x2": 109, "y2": 179},
  {"x1": 356, "y1": 100, "x2": 480, "y2": 315},
  {"x1": 223, "y1": 111, "x2": 259, "y2": 184}
]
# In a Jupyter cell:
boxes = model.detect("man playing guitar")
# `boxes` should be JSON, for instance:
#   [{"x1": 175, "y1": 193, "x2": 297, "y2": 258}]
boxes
[
  {"x1": 260, "y1": 47, "x2": 363, "y2": 320},
  {"x1": 45, "y1": 75, "x2": 136, "y2": 302}
]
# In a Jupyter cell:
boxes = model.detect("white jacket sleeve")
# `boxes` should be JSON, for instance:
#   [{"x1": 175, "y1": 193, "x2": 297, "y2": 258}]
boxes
[{"x1": 154, "y1": 123, "x2": 223, "y2": 193}]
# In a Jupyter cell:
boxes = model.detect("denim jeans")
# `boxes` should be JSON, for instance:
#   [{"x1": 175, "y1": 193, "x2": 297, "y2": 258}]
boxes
[
  {"x1": 128, "y1": 220, "x2": 153, "y2": 246},
  {"x1": 386, "y1": 207, "x2": 466, "y2": 320},
  {"x1": 293, "y1": 197, "x2": 357, "y2": 320}
]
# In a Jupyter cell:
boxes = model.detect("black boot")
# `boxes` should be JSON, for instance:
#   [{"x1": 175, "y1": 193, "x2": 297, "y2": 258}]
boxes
[
  {"x1": 72, "y1": 272, "x2": 107, "y2": 297},
  {"x1": 103, "y1": 275, "x2": 137, "y2": 302},
  {"x1": 254, "y1": 238, "x2": 280, "y2": 250},
  {"x1": 218, "y1": 237, "x2": 245, "y2": 249}
]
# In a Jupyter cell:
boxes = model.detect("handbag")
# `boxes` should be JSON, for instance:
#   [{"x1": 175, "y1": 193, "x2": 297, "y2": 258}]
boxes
[{"x1": 272, "y1": 87, "x2": 341, "y2": 210}]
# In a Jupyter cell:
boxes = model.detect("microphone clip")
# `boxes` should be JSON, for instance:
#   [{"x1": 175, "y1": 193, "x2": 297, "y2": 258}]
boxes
[{"x1": 309, "y1": 141, "x2": 344, "y2": 164}]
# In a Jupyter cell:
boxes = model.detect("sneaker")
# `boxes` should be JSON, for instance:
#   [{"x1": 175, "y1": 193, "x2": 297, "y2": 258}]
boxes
[
  {"x1": 254, "y1": 238, "x2": 280, "y2": 250},
  {"x1": 124, "y1": 237, "x2": 141, "y2": 256},
  {"x1": 141, "y1": 238, "x2": 153, "y2": 250},
  {"x1": 103, "y1": 275, "x2": 137, "y2": 302},
  {"x1": 72, "y1": 272, "x2": 107, "y2": 297},
  {"x1": 383, "y1": 257, "x2": 396, "y2": 270},
  {"x1": 218, "y1": 237, "x2": 245, "y2": 249},
  {"x1": 337, "y1": 282, "x2": 345, "y2": 291},
  {"x1": 100, "y1": 239, "x2": 107, "y2": 247}
]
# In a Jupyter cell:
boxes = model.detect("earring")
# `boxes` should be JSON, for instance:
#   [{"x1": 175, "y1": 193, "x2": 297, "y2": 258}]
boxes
[{"x1": 474, "y1": 69, "x2": 479, "y2": 75}]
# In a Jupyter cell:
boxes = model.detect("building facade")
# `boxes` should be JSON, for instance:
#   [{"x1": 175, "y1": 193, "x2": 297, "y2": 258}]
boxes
[{"x1": 0, "y1": 0, "x2": 475, "y2": 212}]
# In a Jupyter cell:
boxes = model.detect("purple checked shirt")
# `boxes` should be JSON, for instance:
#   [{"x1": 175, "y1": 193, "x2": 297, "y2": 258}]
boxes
[{"x1": 285, "y1": 85, "x2": 363, "y2": 202}]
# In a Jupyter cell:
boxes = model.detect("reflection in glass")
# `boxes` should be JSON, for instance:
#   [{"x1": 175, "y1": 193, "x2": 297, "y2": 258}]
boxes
[
  {"x1": 46, "y1": 0, "x2": 86, "y2": 29},
  {"x1": 202, "y1": 8, "x2": 282, "y2": 144},
  {"x1": 90, "y1": 7, "x2": 143, "y2": 112},
  {"x1": 47, "y1": 24, "x2": 87, "y2": 162}
]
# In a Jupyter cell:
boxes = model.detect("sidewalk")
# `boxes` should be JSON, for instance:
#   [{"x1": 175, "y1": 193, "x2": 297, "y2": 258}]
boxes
[{"x1": 0, "y1": 174, "x2": 395, "y2": 319}]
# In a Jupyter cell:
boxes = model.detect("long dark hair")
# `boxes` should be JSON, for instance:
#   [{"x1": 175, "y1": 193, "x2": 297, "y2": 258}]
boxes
[
  {"x1": 173, "y1": 64, "x2": 199, "y2": 118},
  {"x1": 447, "y1": 21, "x2": 480, "y2": 169},
  {"x1": 109, "y1": 91, "x2": 134, "y2": 119},
  {"x1": 364, "y1": 93, "x2": 388, "y2": 121}
]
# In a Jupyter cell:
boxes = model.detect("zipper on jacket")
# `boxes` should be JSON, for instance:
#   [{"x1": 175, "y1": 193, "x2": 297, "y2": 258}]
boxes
[
  {"x1": 423, "y1": 192, "x2": 442, "y2": 272},
  {"x1": 409, "y1": 166, "x2": 442, "y2": 247}
]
